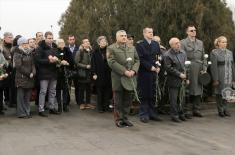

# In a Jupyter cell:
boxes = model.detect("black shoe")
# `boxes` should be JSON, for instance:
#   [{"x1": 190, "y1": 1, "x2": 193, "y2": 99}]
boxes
[
  {"x1": 179, "y1": 115, "x2": 187, "y2": 121},
  {"x1": 224, "y1": 111, "x2": 231, "y2": 117},
  {"x1": 18, "y1": 116, "x2": 28, "y2": 119},
  {"x1": 218, "y1": 112, "x2": 225, "y2": 117},
  {"x1": 171, "y1": 117, "x2": 181, "y2": 123},
  {"x1": 123, "y1": 119, "x2": 133, "y2": 127},
  {"x1": 0, "y1": 111, "x2": 5, "y2": 115},
  {"x1": 185, "y1": 114, "x2": 192, "y2": 119},
  {"x1": 8, "y1": 104, "x2": 16, "y2": 108},
  {"x1": 116, "y1": 120, "x2": 126, "y2": 128},
  {"x1": 150, "y1": 116, "x2": 162, "y2": 121},
  {"x1": 193, "y1": 112, "x2": 203, "y2": 117},
  {"x1": 49, "y1": 109, "x2": 60, "y2": 115},
  {"x1": 140, "y1": 118, "x2": 149, "y2": 123},
  {"x1": 98, "y1": 110, "x2": 105, "y2": 113},
  {"x1": 39, "y1": 112, "x2": 48, "y2": 117}
]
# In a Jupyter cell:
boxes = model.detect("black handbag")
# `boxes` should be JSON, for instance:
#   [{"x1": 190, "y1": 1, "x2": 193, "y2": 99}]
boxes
[{"x1": 66, "y1": 68, "x2": 86, "y2": 79}]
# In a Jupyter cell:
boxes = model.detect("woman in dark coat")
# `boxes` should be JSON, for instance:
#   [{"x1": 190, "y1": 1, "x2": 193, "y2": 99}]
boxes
[
  {"x1": 13, "y1": 37, "x2": 36, "y2": 118},
  {"x1": 75, "y1": 38, "x2": 95, "y2": 110},
  {"x1": 56, "y1": 39, "x2": 73, "y2": 112},
  {"x1": 91, "y1": 36, "x2": 112, "y2": 113}
]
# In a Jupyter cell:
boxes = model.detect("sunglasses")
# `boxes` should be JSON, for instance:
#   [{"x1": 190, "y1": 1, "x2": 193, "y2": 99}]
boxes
[{"x1": 189, "y1": 29, "x2": 197, "y2": 32}]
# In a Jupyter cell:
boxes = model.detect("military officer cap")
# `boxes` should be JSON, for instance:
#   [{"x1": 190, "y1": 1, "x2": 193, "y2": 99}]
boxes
[{"x1": 127, "y1": 34, "x2": 134, "y2": 39}]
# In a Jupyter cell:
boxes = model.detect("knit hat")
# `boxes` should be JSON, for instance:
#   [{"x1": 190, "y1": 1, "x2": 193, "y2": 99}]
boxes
[{"x1": 17, "y1": 37, "x2": 28, "y2": 46}]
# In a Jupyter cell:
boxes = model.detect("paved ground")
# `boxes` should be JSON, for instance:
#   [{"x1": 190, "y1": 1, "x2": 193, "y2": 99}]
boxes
[{"x1": 0, "y1": 102, "x2": 235, "y2": 155}]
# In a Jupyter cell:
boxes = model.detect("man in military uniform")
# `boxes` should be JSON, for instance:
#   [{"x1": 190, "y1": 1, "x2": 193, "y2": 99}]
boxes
[
  {"x1": 107, "y1": 30, "x2": 140, "y2": 128},
  {"x1": 164, "y1": 38, "x2": 188, "y2": 122},
  {"x1": 181, "y1": 25, "x2": 205, "y2": 118},
  {"x1": 136, "y1": 27, "x2": 162, "y2": 123}
]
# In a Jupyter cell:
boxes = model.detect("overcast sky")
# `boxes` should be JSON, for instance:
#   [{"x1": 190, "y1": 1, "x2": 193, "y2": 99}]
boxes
[
  {"x1": 0, "y1": 0, "x2": 234, "y2": 39},
  {"x1": 0, "y1": 0, "x2": 71, "y2": 39}
]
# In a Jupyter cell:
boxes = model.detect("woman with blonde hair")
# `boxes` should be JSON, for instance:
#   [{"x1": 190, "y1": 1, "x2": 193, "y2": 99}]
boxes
[
  {"x1": 214, "y1": 38, "x2": 219, "y2": 49},
  {"x1": 210, "y1": 36, "x2": 235, "y2": 117}
]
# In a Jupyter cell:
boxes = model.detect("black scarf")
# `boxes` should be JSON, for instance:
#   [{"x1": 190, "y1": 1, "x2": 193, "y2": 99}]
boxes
[{"x1": 4, "y1": 41, "x2": 12, "y2": 49}]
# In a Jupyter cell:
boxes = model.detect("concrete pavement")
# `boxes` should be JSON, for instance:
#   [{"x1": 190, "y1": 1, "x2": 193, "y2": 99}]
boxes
[{"x1": 0, "y1": 103, "x2": 235, "y2": 155}]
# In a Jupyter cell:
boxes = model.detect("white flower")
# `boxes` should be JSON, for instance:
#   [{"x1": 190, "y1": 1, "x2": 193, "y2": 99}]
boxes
[
  {"x1": 185, "y1": 61, "x2": 191, "y2": 65},
  {"x1": 60, "y1": 53, "x2": 64, "y2": 56},
  {"x1": 155, "y1": 61, "x2": 161, "y2": 66},
  {"x1": 126, "y1": 57, "x2": 132, "y2": 62},
  {"x1": 158, "y1": 56, "x2": 162, "y2": 61},
  {"x1": 204, "y1": 54, "x2": 209, "y2": 59},
  {"x1": 208, "y1": 61, "x2": 212, "y2": 65},
  {"x1": 3, "y1": 73, "x2": 8, "y2": 78}
]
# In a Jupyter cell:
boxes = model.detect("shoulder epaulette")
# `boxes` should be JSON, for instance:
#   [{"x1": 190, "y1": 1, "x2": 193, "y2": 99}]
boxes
[{"x1": 136, "y1": 40, "x2": 143, "y2": 44}]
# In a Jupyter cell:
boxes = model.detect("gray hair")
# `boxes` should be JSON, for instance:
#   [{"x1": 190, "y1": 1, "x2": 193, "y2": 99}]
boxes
[
  {"x1": 169, "y1": 37, "x2": 180, "y2": 47},
  {"x1": 97, "y1": 36, "x2": 107, "y2": 44},
  {"x1": 116, "y1": 30, "x2": 126, "y2": 38},
  {"x1": 3, "y1": 32, "x2": 13, "y2": 38},
  {"x1": 56, "y1": 39, "x2": 65, "y2": 46}
]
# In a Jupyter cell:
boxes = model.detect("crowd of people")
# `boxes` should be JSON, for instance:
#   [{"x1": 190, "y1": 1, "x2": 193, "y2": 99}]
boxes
[{"x1": 0, "y1": 24, "x2": 234, "y2": 128}]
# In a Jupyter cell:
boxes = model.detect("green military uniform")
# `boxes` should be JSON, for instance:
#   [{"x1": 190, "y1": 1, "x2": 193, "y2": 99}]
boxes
[
  {"x1": 107, "y1": 43, "x2": 139, "y2": 122},
  {"x1": 181, "y1": 37, "x2": 205, "y2": 115},
  {"x1": 210, "y1": 48, "x2": 235, "y2": 114}
]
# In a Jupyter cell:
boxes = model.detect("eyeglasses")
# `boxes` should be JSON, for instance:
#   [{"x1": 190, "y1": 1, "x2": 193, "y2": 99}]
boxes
[{"x1": 189, "y1": 29, "x2": 196, "y2": 32}]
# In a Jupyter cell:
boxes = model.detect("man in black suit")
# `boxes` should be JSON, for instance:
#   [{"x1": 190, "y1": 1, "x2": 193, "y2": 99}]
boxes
[{"x1": 67, "y1": 35, "x2": 80, "y2": 105}]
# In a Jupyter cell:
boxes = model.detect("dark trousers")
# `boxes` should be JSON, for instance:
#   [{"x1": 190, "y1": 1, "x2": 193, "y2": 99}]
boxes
[
  {"x1": 78, "y1": 82, "x2": 91, "y2": 104},
  {"x1": 192, "y1": 95, "x2": 201, "y2": 112},
  {"x1": 4, "y1": 78, "x2": 16, "y2": 106},
  {"x1": 216, "y1": 94, "x2": 228, "y2": 113},
  {"x1": 169, "y1": 87, "x2": 184, "y2": 117},
  {"x1": 56, "y1": 86, "x2": 70, "y2": 109},
  {"x1": 17, "y1": 88, "x2": 31, "y2": 117},
  {"x1": 8, "y1": 73, "x2": 17, "y2": 106},
  {"x1": 97, "y1": 85, "x2": 111, "y2": 111},
  {"x1": 113, "y1": 89, "x2": 132, "y2": 121},
  {"x1": 185, "y1": 95, "x2": 201, "y2": 114},
  {"x1": 139, "y1": 97, "x2": 157, "y2": 119}
]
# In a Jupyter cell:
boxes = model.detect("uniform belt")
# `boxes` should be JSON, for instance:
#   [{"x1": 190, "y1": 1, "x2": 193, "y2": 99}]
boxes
[{"x1": 188, "y1": 60, "x2": 203, "y2": 64}]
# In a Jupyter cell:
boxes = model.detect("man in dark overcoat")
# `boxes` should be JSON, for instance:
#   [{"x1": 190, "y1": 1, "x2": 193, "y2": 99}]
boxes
[{"x1": 136, "y1": 27, "x2": 162, "y2": 123}]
